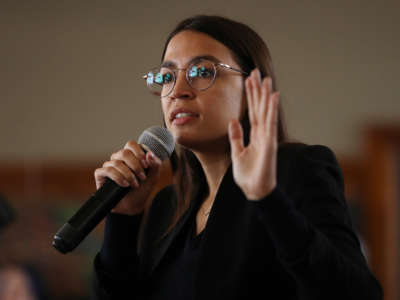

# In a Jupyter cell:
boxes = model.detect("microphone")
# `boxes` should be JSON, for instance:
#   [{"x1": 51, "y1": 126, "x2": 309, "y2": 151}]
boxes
[{"x1": 52, "y1": 126, "x2": 174, "y2": 254}]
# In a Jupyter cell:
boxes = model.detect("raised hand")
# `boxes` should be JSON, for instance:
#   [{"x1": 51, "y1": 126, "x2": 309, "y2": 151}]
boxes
[{"x1": 228, "y1": 69, "x2": 280, "y2": 200}]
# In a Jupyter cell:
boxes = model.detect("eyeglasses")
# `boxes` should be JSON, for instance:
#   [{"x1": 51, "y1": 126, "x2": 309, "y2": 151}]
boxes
[{"x1": 143, "y1": 58, "x2": 248, "y2": 97}]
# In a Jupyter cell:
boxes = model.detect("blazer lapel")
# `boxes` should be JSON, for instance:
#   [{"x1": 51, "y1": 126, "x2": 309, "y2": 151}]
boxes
[
  {"x1": 146, "y1": 193, "x2": 200, "y2": 275},
  {"x1": 194, "y1": 164, "x2": 251, "y2": 296}
]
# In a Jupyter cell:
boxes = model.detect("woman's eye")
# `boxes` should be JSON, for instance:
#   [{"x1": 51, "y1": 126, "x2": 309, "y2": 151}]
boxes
[
  {"x1": 198, "y1": 66, "x2": 213, "y2": 78},
  {"x1": 163, "y1": 73, "x2": 173, "y2": 83},
  {"x1": 155, "y1": 72, "x2": 173, "y2": 85},
  {"x1": 189, "y1": 66, "x2": 213, "y2": 78}
]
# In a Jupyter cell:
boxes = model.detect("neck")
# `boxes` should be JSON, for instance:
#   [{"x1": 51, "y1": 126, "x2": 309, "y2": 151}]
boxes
[{"x1": 192, "y1": 145, "x2": 231, "y2": 198}]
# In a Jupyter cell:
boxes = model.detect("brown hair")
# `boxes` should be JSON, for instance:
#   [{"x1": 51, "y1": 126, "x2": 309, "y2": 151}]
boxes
[{"x1": 160, "y1": 15, "x2": 288, "y2": 235}]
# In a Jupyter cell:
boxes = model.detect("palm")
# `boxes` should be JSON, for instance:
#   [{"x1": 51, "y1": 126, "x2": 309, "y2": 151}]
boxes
[{"x1": 229, "y1": 70, "x2": 279, "y2": 200}]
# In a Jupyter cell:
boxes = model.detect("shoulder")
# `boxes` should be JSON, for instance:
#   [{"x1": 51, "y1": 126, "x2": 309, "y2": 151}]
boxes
[
  {"x1": 143, "y1": 184, "x2": 178, "y2": 230},
  {"x1": 278, "y1": 142, "x2": 337, "y2": 160},
  {"x1": 148, "y1": 184, "x2": 177, "y2": 215},
  {"x1": 152, "y1": 184, "x2": 177, "y2": 203},
  {"x1": 139, "y1": 184, "x2": 177, "y2": 248},
  {"x1": 278, "y1": 142, "x2": 340, "y2": 168},
  {"x1": 277, "y1": 142, "x2": 344, "y2": 189}
]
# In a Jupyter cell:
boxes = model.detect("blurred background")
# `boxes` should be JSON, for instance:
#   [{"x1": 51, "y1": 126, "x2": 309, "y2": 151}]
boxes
[{"x1": 0, "y1": 0, "x2": 399, "y2": 299}]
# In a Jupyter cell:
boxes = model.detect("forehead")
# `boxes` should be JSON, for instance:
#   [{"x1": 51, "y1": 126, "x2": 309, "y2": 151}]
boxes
[{"x1": 163, "y1": 30, "x2": 237, "y2": 67}]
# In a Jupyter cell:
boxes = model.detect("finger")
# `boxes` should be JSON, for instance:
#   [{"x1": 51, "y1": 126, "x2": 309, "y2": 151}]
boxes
[
  {"x1": 94, "y1": 168, "x2": 107, "y2": 189},
  {"x1": 145, "y1": 151, "x2": 162, "y2": 177},
  {"x1": 252, "y1": 69, "x2": 262, "y2": 113},
  {"x1": 124, "y1": 140, "x2": 148, "y2": 169},
  {"x1": 228, "y1": 119, "x2": 244, "y2": 158},
  {"x1": 245, "y1": 77, "x2": 256, "y2": 126},
  {"x1": 266, "y1": 91, "x2": 280, "y2": 142},
  {"x1": 103, "y1": 160, "x2": 140, "y2": 187},
  {"x1": 146, "y1": 151, "x2": 162, "y2": 165},
  {"x1": 260, "y1": 77, "x2": 272, "y2": 123},
  {"x1": 94, "y1": 166, "x2": 135, "y2": 189},
  {"x1": 111, "y1": 149, "x2": 147, "y2": 181}
]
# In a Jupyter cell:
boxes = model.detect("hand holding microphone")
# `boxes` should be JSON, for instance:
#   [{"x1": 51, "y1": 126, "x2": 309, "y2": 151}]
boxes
[
  {"x1": 52, "y1": 126, "x2": 174, "y2": 254},
  {"x1": 95, "y1": 139, "x2": 161, "y2": 216}
]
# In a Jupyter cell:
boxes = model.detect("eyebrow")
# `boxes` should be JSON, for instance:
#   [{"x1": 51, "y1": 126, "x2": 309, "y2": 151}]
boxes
[{"x1": 161, "y1": 55, "x2": 221, "y2": 68}]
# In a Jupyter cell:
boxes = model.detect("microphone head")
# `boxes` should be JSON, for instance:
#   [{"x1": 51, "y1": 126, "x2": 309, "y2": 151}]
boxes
[{"x1": 138, "y1": 126, "x2": 175, "y2": 161}]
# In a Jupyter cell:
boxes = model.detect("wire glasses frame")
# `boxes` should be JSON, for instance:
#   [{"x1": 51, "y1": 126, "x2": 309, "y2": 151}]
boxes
[{"x1": 143, "y1": 59, "x2": 248, "y2": 97}]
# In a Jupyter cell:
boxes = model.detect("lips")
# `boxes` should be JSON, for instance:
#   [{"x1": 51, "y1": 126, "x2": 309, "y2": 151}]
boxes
[{"x1": 170, "y1": 107, "x2": 199, "y2": 122}]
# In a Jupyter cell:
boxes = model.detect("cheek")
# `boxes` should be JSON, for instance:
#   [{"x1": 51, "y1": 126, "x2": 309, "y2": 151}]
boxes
[
  {"x1": 161, "y1": 102, "x2": 171, "y2": 128},
  {"x1": 215, "y1": 83, "x2": 244, "y2": 119},
  {"x1": 204, "y1": 89, "x2": 243, "y2": 127},
  {"x1": 161, "y1": 101, "x2": 167, "y2": 118}
]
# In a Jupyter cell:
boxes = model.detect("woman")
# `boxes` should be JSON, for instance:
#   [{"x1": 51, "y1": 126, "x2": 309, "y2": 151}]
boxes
[{"x1": 91, "y1": 15, "x2": 382, "y2": 299}]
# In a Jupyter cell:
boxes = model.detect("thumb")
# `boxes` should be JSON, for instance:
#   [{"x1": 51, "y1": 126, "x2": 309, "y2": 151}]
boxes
[{"x1": 229, "y1": 119, "x2": 244, "y2": 158}]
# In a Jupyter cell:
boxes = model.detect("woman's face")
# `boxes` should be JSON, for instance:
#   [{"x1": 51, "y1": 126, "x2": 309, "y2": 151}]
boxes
[{"x1": 161, "y1": 30, "x2": 247, "y2": 151}]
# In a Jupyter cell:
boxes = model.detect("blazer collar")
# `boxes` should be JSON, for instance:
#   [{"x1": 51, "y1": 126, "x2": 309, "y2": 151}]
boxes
[
  {"x1": 146, "y1": 163, "x2": 236, "y2": 275},
  {"x1": 194, "y1": 163, "x2": 250, "y2": 295}
]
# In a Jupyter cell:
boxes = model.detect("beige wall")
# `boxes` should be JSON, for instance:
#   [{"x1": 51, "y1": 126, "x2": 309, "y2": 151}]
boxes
[{"x1": 1, "y1": 0, "x2": 399, "y2": 161}]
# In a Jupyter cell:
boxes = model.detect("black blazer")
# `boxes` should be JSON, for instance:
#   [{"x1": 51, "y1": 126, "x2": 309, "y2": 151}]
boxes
[{"x1": 92, "y1": 143, "x2": 382, "y2": 300}]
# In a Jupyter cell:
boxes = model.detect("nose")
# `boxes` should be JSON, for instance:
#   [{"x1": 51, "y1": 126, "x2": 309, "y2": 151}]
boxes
[{"x1": 170, "y1": 69, "x2": 195, "y2": 100}]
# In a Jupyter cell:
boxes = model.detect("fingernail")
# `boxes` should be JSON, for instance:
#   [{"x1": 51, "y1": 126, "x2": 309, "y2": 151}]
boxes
[
  {"x1": 150, "y1": 152, "x2": 156, "y2": 160},
  {"x1": 122, "y1": 180, "x2": 130, "y2": 187}
]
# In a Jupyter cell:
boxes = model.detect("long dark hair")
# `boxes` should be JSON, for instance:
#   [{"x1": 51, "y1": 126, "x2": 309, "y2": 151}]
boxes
[{"x1": 160, "y1": 15, "x2": 288, "y2": 234}]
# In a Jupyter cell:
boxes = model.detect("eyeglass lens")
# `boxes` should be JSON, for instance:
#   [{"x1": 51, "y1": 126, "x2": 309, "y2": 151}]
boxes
[{"x1": 146, "y1": 59, "x2": 217, "y2": 97}]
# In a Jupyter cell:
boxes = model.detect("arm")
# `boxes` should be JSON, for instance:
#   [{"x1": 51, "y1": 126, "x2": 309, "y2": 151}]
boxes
[
  {"x1": 91, "y1": 183, "x2": 175, "y2": 300},
  {"x1": 253, "y1": 145, "x2": 383, "y2": 299},
  {"x1": 91, "y1": 139, "x2": 163, "y2": 299},
  {"x1": 228, "y1": 69, "x2": 382, "y2": 299},
  {"x1": 91, "y1": 213, "x2": 144, "y2": 300}
]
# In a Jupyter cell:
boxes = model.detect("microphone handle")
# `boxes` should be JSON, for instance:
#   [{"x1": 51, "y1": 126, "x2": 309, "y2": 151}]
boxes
[{"x1": 52, "y1": 178, "x2": 130, "y2": 254}]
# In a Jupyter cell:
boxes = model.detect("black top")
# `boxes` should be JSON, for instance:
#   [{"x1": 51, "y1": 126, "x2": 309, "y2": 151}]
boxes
[
  {"x1": 91, "y1": 143, "x2": 383, "y2": 300},
  {"x1": 146, "y1": 219, "x2": 203, "y2": 300}
]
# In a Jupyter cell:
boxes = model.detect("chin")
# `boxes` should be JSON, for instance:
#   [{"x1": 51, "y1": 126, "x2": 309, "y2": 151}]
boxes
[
  {"x1": 169, "y1": 130, "x2": 201, "y2": 150},
  {"x1": 176, "y1": 133, "x2": 229, "y2": 154},
  {"x1": 173, "y1": 134, "x2": 199, "y2": 150}
]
